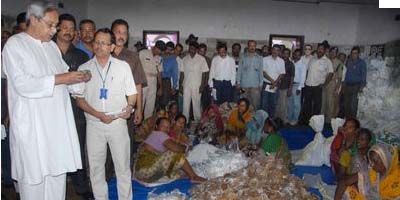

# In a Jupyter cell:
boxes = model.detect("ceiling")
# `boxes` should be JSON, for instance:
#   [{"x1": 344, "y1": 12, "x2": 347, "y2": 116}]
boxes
[{"x1": 272, "y1": 0, "x2": 378, "y2": 5}]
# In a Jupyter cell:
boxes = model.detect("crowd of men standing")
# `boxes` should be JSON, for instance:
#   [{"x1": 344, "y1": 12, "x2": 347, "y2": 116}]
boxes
[{"x1": 1, "y1": 2, "x2": 367, "y2": 200}]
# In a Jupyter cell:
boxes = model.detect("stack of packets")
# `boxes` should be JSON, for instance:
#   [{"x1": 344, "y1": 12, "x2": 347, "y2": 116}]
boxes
[
  {"x1": 190, "y1": 156, "x2": 317, "y2": 200},
  {"x1": 187, "y1": 143, "x2": 248, "y2": 179},
  {"x1": 147, "y1": 189, "x2": 188, "y2": 200}
]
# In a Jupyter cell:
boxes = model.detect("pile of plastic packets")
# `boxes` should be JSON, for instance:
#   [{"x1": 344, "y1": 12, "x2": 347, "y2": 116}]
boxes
[
  {"x1": 147, "y1": 189, "x2": 188, "y2": 200},
  {"x1": 190, "y1": 155, "x2": 317, "y2": 200},
  {"x1": 187, "y1": 143, "x2": 248, "y2": 179},
  {"x1": 358, "y1": 58, "x2": 400, "y2": 139}
]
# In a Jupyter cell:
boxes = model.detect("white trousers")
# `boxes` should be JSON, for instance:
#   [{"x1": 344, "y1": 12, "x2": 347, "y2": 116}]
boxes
[
  {"x1": 183, "y1": 86, "x2": 201, "y2": 121},
  {"x1": 87, "y1": 120, "x2": 132, "y2": 200},
  {"x1": 143, "y1": 77, "x2": 157, "y2": 119},
  {"x1": 19, "y1": 173, "x2": 66, "y2": 200}
]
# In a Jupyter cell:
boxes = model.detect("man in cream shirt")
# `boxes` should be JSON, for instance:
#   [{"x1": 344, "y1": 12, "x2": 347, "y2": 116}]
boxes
[
  {"x1": 303, "y1": 42, "x2": 333, "y2": 121},
  {"x1": 76, "y1": 28, "x2": 137, "y2": 200},
  {"x1": 139, "y1": 41, "x2": 165, "y2": 119}
]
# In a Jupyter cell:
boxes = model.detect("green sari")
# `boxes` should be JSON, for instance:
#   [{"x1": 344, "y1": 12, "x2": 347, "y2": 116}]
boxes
[{"x1": 261, "y1": 132, "x2": 291, "y2": 167}]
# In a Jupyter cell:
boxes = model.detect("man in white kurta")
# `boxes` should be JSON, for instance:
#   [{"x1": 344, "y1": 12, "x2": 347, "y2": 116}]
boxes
[
  {"x1": 2, "y1": 3, "x2": 90, "y2": 200},
  {"x1": 180, "y1": 42, "x2": 209, "y2": 121},
  {"x1": 76, "y1": 29, "x2": 137, "y2": 200}
]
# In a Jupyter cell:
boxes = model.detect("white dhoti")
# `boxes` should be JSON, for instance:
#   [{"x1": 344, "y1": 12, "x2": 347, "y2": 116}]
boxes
[
  {"x1": 19, "y1": 174, "x2": 66, "y2": 200},
  {"x1": 87, "y1": 120, "x2": 132, "y2": 200}
]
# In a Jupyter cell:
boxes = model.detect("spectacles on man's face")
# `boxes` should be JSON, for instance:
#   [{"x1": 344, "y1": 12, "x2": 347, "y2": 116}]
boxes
[{"x1": 93, "y1": 41, "x2": 112, "y2": 47}]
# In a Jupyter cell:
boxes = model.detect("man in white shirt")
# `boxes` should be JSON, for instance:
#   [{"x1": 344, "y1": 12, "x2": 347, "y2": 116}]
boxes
[
  {"x1": 180, "y1": 42, "x2": 209, "y2": 121},
  {"x1": 2, "y1": 2, "x2": 91, "y2": 199},
  {"x1": 287, "y1": 49, "x2": 307, "y2": 125},
  {"x1": 208, "y1": 42, "x2": 236, "y2": 105},
  {"x1": 76, "y1": 28, "x2": 137, "y2": 200},
  {"x1": 261, "y1": 45, "x2": 285, "y2": 118},
  {"x1": 303, "y1": 42, "x2": 333, "y2": 121}
]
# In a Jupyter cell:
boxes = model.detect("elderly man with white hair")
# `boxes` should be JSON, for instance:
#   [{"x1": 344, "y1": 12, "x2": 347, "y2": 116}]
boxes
[{"x1": 2, "y1": 1, "x2": 91, "y2": 200}]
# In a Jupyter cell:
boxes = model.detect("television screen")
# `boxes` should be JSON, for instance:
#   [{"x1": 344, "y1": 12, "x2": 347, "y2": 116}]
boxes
[
  {"x1": 143, "y1": 30, "x2": 179, "y2": 49},
  {"x1": 269, "y1": 34, "x2": 304, "y2": 52}
]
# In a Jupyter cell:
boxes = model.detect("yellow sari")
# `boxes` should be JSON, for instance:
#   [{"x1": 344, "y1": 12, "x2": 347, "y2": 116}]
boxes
[{"x1": 345, "y1": 144, "x2": 400, "y2": 200}]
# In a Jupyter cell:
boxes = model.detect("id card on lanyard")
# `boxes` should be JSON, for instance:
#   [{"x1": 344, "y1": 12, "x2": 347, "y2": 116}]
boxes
[{"x1": 95, "y1": 61, "x2": 111, "y2": 111}]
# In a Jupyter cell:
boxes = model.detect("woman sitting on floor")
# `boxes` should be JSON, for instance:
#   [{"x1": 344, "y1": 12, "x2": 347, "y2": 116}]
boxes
[
  {"x1": 334, "y1": 128, "x2": 374, "y2": 200},
  {"x1": 241, "y1": 110, "x2": 269, "y2": 157},
  {"x1": 169, "y1": 114, "x2": 190, "y2": 146},
  {"x1": 330, "y1": 118, "x2": 361, "y2": 174},
  {"x1": 134, "y1": 107, "x2": 167, "y2": 143},
  {"x1": 335, "y1": 141, "x2": 400, "y2": 200},
  {"x1": 260, "y1": 117, "x2": 291, "y2": 168},
  {"x1": 196, "y1": 104, "x2": 224, "y2": 143},
  {"x1": 225, "y1": 98, "x2": 253, "y2": 143},
  {"x1": 167, "y1": 101, "x2": 179, "y2": 125},
  {"x1": 134, "y1": 117, "x2": 207, "y2": 183}
]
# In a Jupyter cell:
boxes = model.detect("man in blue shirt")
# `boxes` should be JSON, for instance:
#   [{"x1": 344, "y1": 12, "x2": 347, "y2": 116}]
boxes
[
  {"x1": 76, "y1": 19, "x2": 95, "y2": 58},
  {"x1": 236, "y1": 40, "x2": 263, "y2": 109},
  {"x1": 160, "y1": 41, "x2": 179, "y2": 108},
  {"x1": 343, "y1": 46, "x2": 367, "y2": 118}
]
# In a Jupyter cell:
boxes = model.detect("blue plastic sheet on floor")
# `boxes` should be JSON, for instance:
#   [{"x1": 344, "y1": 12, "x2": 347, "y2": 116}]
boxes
[
  {"x1": 292, "y1": 164, "x2": 336, "y2": 185},
  {"x1": 280, "y1": 126, "x2": 333, "y2": 150},
  {"x1": 308, "y1": 187, "x2": 324, "y2": 200},
  {"x1": 108, "y1": 178, "x2": 194, "y2": 200}
]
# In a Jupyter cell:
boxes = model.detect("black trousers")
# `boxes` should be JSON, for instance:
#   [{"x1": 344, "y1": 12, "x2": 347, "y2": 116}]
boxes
[
  {"x1": 214, "y1": 80, "x2": 233, "y2": 105},
  {"x1": 159, "y1": 78, "x2": 177, "y2": 109},
  {"x1": 343, "y1": 84, "x2": 361, "y2": 118},
  {"x1": 68, "y1": 120, "x2": 91, "y2": 194},
  {"x1": 302, "y1": 85, "x2": 323, "y2": 122}
]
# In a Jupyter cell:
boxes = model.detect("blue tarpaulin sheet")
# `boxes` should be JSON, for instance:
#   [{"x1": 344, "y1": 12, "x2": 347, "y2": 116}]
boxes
[{"x1": 108, "y1": 126, "x2": 335, "y2": 199}]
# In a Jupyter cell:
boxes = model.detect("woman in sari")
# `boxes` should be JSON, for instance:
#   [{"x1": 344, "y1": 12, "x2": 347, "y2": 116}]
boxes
[
  {"x1": 226, "y1": 98, "x2": 253, "y2": 138},
  {"x1": 134, "y1": 107, "x2": 167, "y2": 143},
  {"x1": 169, "y1": 114, "x2": 190, "y2": 146},
  {"x1": 334, "y1": 128, "x2": 373, "y2": 200},
  {"x1": 260, "y1": 117, "x2": 291, "y2": 167},
  {"x1": 134, "y1": 117, "x2": 206, "y2": 183},
  {"x1": 197, "y1": 104, "x2": 224, "y2": 143},
  {"x1": 336, "y1": 142, "x2": 400, "y2": 200},
  {"x1": 167, "y1": 101, "x2": 179, "y2": 125},
  {"x1": 245, "y1": 110, "x2": 269, "y2": 145},
  {"x1": 331, "y1": 118, "x2": 361, "y2": 174}
]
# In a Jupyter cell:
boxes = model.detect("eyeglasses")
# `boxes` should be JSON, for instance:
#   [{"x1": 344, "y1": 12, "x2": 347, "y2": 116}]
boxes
[
  {"x1": 305, "y1": 48, "x2": 312, "y2": 51},
  {"x1": 93, "y1": 41, "x2": 112, "y2": 46}
]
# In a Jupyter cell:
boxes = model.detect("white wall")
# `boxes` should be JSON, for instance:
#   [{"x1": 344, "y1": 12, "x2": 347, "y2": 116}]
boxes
[
  {"x1": 355, "y1": 8, "x2": 400, "y2": 45},
  {"x1": 88, "y1": 0, "x2": 364, "y2": 45},
  {"x1": 2, "y1": 0, "x2": 399, "y2": 45}
]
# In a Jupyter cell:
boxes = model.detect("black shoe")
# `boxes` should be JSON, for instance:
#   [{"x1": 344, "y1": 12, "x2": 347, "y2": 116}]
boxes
[{"x1": 77, "y1": 192, "x2": 94, "y2": 200}]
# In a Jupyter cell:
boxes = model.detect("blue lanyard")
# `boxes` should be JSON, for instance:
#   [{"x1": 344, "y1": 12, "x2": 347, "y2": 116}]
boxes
[{"x1": 95, "y1": 61, "x2": 111, "y2": 88}]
